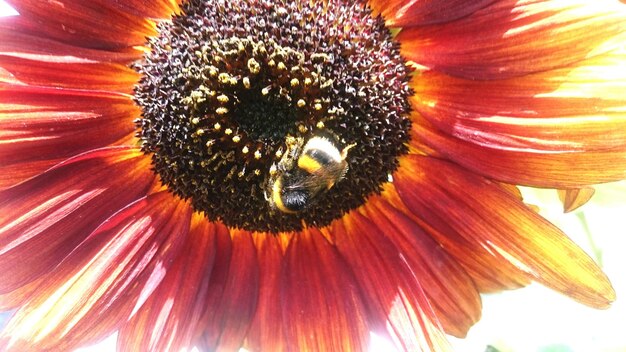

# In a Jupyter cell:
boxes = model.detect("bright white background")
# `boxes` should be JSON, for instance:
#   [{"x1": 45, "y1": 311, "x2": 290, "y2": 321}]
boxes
[{"x1": 1, "y1": 1, "x2": 625, "y2": 351}]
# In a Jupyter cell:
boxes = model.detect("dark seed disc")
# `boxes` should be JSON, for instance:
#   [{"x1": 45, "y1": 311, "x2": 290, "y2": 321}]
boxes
[{"x1": 134, "y1": 0, "x2": 413, "y2": 232}]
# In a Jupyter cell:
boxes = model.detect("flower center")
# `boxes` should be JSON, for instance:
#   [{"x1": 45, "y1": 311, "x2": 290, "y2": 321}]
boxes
[{"x1": 134, "y1": 0, "x2": 413, "y2": 232}]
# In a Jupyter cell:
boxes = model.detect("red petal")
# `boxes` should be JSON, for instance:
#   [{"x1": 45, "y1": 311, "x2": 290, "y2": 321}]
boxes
[
  {"x1": 0, "y1": 16, "x2": 142, "y2": 64},
  {"x1": 4, "y1": 0, "x2": 158, "y2": 49},
  {"x1": 0, "y1": 55, "x2": 139, "y2": 93},
  {"x1": 331, "y1": 212, "x2": 452, "y2": 351},
  {"x1": 0, "y1": 191, "x2": 191, "y2": 351},
  {"x1": 0, "y1": 84, "x2": 137, "y2": 189},
  {"x1": 197, "y1": 228, "x2": 260, "y2": 351},
  {"x1": 395, "y1": 155, "x2": 615, "y2": 308},
  {"x1": 280, "y1": 228, "x2": 370, "y2": 351},
  {"x1": 0, "y1": 147, "x2": 154, "y2": 293},
  {"x1": 117, "y1": 213, "x2": 217, "y2": 352},
  {"x1": 362, "y1": 195, "x2": 482, "y2": 338},
  {"x1": 370, "y1": 0, "x2": 497, "y2": 27},
  {"x1": 398, "y1": 0, "x2": 626, "y2": 79},
  {"x1": 381, "y1": 164, "x2": 531, "y2": 293},
  {"x1": 86, "y1": 0, "x2": 180, "y2": 20},
  {"x1": 246, "y1": 234, "x2": 289, "y2": 352}
]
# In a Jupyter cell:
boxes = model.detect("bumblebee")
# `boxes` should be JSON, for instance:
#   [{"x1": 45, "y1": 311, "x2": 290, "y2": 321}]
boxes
[{"x1": 266, "y1": 133, "x2": 354, "y2": 213}]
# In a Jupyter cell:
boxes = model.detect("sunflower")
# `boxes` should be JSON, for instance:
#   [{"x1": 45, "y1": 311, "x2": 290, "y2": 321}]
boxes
[{"x1": 1, "y1": 0, "x2": 625, "y2": 351}]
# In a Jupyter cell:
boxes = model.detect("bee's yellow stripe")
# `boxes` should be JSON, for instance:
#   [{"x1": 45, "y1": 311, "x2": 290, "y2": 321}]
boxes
[{"x1": 297, "y1": 155, "x2": 322, "y2": 174}]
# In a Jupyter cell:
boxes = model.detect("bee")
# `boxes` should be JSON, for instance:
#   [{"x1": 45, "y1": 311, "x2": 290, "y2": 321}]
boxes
[{"x1": 266, "y1": 132, "x2": 355, "y2": 213}]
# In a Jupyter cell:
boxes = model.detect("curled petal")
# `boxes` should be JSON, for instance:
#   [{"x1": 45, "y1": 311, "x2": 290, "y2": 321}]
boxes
[
  {"x1": 332, "y1": 211, "x2": 451, "y2": 351},
  {"x1": 399, "y1": 0, "x2": 626, "y2": 79},
  {"x1": 558, "y1": 187, "x2": 595, "y2": 213},
  {"x1": 0, "y1": 147, "x2": 153, "y2": 293},
  {"x1": 395, "y1": 155, "x2": 615, "y2": 309},
  {"x1": 197, "y1": 228, "x2": 259, "y2": 351},
  {"x1": 117, "y1": 213, "x2": 217, "y2": 352},
  {"x1": 280, "y1": 228, "x2": 370, "y2": 351},
  {"x1": 0, "y1": 191, "x2": 192, "y2": 351}
]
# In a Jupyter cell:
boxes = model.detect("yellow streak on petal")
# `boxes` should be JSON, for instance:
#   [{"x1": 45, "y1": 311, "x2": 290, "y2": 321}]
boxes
[
  {"x1": 7, "y1": 216, "x2": 154, "y2": 345},
  {"x1": 0, "y1": 189, "x2": 103, "y2": 255}
]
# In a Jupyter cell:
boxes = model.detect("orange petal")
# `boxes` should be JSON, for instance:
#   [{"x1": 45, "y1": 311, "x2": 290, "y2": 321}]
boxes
[
  {"x1": 558, "y1": 187, "x2": 596, "y2": 213},
  {"x1": 246, "y1": 234, "x2": 289, "y2": 352},
  {"x1": 197, "y1": 228, "x2": 260, "y2": 351},
  {"x1": 370, "y1": 0, "x2": 496, "y2": 27},
  {"x1": 0, "y1": 84, "x2": 137, "y2": 189},
  {"x1": 410, "y1": 48, "x2": 626, "y2": 153},
  {"x1": 413, "y1": 122, "x2": 626, "y2": 188},
  {"x1": 0, "y1": 147, "x2": 154, "y2": 293},
  {"x1": 331, "y1": 211, "x2": 452, "y2": 351},
  {"x1": 398, "y1": 0, "x2": 626, "y2": 79},
  {"x1": 4, "y1": 0, "x2": 157, "y2": 49},
  {"x1": 0, "y1": 191, "x2": 192, "y2": 351},
  {"x1": 395, "y1": 155, "x2": 615, "y2": 309},
  {"x1": 280, "y1": 228, "x2": 370, "y2": 351},
  {"x1": 362, "y1": 196, "x2": 482, "y2": 338},
  {"x1": 117, "y1": 213, "x2": 217, "y2": 352}
]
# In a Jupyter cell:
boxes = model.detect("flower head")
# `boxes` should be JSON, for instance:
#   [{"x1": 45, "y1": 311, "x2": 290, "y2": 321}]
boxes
[{"x1": 0, "y1": 0, "x2": 625, "y2": 351}]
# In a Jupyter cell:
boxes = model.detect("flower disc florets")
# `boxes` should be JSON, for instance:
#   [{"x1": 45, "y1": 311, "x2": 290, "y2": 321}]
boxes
[{"x1": 135, "y1": 0, "x2": 413, "y2": 232}]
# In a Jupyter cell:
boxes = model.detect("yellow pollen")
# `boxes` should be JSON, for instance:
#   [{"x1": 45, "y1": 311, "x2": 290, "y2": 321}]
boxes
[
  {"x1": 232, "y1": 135, "x2": 241, "y2": 143},
  {"x1": 214, "y1": 122, "x2": 221, "y2": 130},
  {"x1": 224, "y1": 128, "x2": 233, "y2": 135},
  {"x1": 261, "y1": 86, "x2": 271, "y2": 95},
  {"x1": 304, "y1": 77, "x2": 312, "y2": 85},
  {"x1": 277, "y1": 62, "x2": 287, "y2": 71},
  {"x1": 314, "y1": 103, "x2": 323, "y2": 110},
  {"x1": 297, "y1": 99, "x2": 306, "y2": 108},
  {"x1": 191, "y1": 117, "x2": 200, "y2": 124},
  {"x1": 243, "y1": 77, "x2": 251, "y2": 89},
  {"x1": 316, "y1": 121, "x2": 325, "y2": 129},
  {"x1": 254, "y1": 150, "x2": 262, "y2": 159},
  {"x1": 196, "y1": 128, "x2": 205, "y2": 136},
  {"x1": 290, "y1": 78, "x2": 299, "y2": 87},
  {"x1": 218, "y1": 73, "x2": 230, "y2": 84},
  {"x1": 247, "y1": 58, "x2": 261, "y2": 74},
  {"x1": 216, "y1": 107, "x2": 229, "y2": 115},
  {"x1": 217, "y1": 94, "x2": 229, "y2": 103},
  {"x1": 242, "y1": 146, "x2": 249, "y2": 154}
]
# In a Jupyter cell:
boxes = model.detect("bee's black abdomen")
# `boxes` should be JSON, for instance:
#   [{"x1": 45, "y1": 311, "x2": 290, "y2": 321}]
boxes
[{"x1": 281, "y1": 190, "x2": 309, "y2": 213}]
